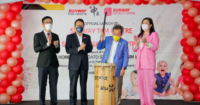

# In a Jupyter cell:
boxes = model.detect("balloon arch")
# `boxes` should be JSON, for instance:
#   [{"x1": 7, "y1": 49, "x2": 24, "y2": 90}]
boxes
[{"x1": 0, "y1": 0, "x2": 200, "y2": 104}]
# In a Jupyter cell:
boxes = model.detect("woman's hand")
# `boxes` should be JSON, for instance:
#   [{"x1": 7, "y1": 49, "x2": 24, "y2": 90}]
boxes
[
  {"x1": 134, "y1": 36, "x2": 140, "y2": 46},
  {"x1": 141, "y1": 36, "x2": 147, "y2": 44}
]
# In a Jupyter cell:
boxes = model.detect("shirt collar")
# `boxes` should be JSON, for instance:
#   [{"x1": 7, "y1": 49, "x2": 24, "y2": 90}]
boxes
[
  {"x1": 43, "y1": 30, "x2": 51, "y2": 35},
  {"x1": 76, "y1": 32, "x2": 83, "y2": 38}
]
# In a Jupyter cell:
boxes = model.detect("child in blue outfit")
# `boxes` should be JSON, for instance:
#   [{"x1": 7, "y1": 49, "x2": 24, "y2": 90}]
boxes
[{"x1": 154, "y1": 61, "x2": 175, "y2": 97}]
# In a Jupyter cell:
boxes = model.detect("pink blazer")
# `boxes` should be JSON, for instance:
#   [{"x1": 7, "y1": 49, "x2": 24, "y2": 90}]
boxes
[{"x1": 132, "y1": 32, "x2": 159, "y2": 70}]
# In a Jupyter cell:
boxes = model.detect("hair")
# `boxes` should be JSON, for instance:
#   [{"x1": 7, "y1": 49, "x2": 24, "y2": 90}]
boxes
[
  {"x1": 131, "y1": 70, "x2": 137, "y2": 77},
  {"x1": 180, "y1": 62, "x2": 184, "y2": 69},
  {"x1": 112, "y1": 24, "x2": 124, "y2": 34},
  {"x1": 42, "y1": 16, "x2": 53, "y2": 23},
  {"x1": 157, "y1": 61, "x2": 168, "y2": 67},
  {"x1": 138, "y1": 17, "x2": 155, "y2": 38},
  {"x1": 74, "y1": 18, "x2": 85, "y2": 26}
]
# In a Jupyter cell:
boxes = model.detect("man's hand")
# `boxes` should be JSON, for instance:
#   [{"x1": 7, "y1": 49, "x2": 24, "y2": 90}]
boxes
[
  {"x1": 120, "y1": 69, "x2": 125, "y2": 77},
  {"x1": 48, "y1": 34, "x2": 52, "y2": 45},
  {"x1": 100, "y1": 31, "x2": 105, "y2": 42},
  {"x1": 79, "y1": 42, "x2": 86, "y2": 51},
  {"x1": 53, "y1": 40, "x2": 59, "y2": 47}
]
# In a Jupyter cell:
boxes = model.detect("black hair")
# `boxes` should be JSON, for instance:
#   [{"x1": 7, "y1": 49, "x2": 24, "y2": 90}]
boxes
[
  {"x1": 138, "y1": 17, "x2": 155, "y2": 38},
  {"x1": 180, "y1": 62, "x2": 184, "y2": 69},
  {"x1": 74, "y1": 18, "x2": 85, "y2": 26},
  {"x1": 112, "y1": 24, "x2": 124, "y2": 34},
  {"x1": 42, "y1": 16, "x2": 53, "y2": 23}
]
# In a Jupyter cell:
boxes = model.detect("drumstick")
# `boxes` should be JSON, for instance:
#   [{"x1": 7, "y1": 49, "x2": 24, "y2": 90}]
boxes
[{"x1": 103, "y1": 12, "x2": 107, "y2": 33}]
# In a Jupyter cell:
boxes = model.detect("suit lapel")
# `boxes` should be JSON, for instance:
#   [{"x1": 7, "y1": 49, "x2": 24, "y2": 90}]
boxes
[
  {"x1": 40, "y1": 31, "x2": 48, "y2": 43},
  {"x1": 114, "y1": 38, "x2": 122, "y2": 58},
  {"x1": 73, "y1": 33, "x2": 80, "y2": 46},
  {"x1": 82, "y1": 34, "x2": 87, "y2": 44}
]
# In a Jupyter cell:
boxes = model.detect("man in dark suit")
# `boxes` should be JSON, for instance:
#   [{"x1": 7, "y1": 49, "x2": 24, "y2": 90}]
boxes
[
  {"x1": 65, "y1": 19, "x2": 93, "y2": 105},
  {"x1": 34, "y1": 16, "x2": 60, "y2": 105}
]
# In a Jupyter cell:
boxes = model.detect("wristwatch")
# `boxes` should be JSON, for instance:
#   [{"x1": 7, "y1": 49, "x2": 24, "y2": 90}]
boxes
[
  {"x1": 145, "y1": 42, "x2": 149, "y2": 47},
  {"x1": 122, "y1": 67, "x2": 126, "y2": 70}
]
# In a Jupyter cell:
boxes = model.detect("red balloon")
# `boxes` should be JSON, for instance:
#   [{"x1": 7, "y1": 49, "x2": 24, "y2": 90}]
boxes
[
  {"x1": 0, "y1": 27, "x2": 5, "y2": 35},
  {"x1": 6, "y1": 71, "x2": 17, "y2": 81},
  {"x1": 113, "y1": 0, "x2": 120, "y2": 3},
  {"x1": 16, "y1": 86, "x2": 24, "y2": 94},
  {"x1": 188, "y1": 21, "x2": 198, "y2": 31},
  {"x1": 189, "y1": 84, "x2": 199, "y2": 93},
  {"x1": 134, "y1": 0, "x2": 143, "y2": 5},
  {"x1": 0, "y1": 18, "x2": 11, "y2": 29},
  {"x1": 181, "y1": 68, "x2": 191, "y2": 76},
  {"x1": 194, "y1": 1, "x2": 200, "y2": 10},
  {"x1": 14, "y1": 1, "x2": 23, "y2": 7},
  {"x1": 195, "y1": 61, "x2": 200, "y2": 70},
  {"x1": 197, "y1": 39, "x2": 200, "y2": 46},
  {"x1": 182, "y1": 9, "x2": 188, "y2": 16},
  {"x1": 90, "y1": 0, "x2": 99, "y2": 4},
  {"x1": 27, "y1": 0, "x2": 36, "y2": 3},
  {"x1": 193, "y1": 29, "x2": 200, "y2": 39},
  {"x1": 5, "y1": 11, "x2": 16, "y2": 21},
  {"x1": 52, "y1": 0, "x2": 59, "y2": 3},
  {"x1": 83, "y1": 0, "x2": 91, "y2": 5},
  {"x1": 183, "y1": 45, "x2": 194, "y2": 54},
  {"x1": 11, "y1": 35, "x2": 22, "y2": 44},
  {"x1": 188, "y1": 53, "x2": 198, "y2": 62},
  {"x1": 0, "y1": 86, "x2": 6, "y2": 94},
  {"x1": 12, "y1": 65, "x2": 23, "y2": 74},
  {"x1": 0, "y1": 58, "x2": 6, "y2": 66},
  {"x1": 159, "y1": 0, "x2": 167, "y2": 1},
  {"x1": 6, "y1": 42, "x2": 16, "y2": 52},
  {"x1": 10, "y1": 3, "x2": 22, "y2": 14},
  {"x1": 0, "y1": 79, "x2": 11, "y2": 88},
  {"x1": 181, "y1": 38, "x2": 188, "y2": 46},
  {"x1": 16, "y1": 29, "x2": 22, "y2": 36},
  {"x1": 17, "y1": 57, "x2": 24, "y2": 65},
  {"x1": 105, "y1": 0, "x2": 113, "y2": 4},
  {"x1": 194, "y1": 92, "x2": 200, "y2": 102},
  {"x1": 11, "y1": 93, "x2": 22, "y2": 103},
  {"x1": 59, "y1": 0, "x2": 68, "y2": 4},
  {"x1": 165, "y1": 0, "x2": 173, "y2": 5},
  {"x1": 183, "y1": 75, "x2": 194, "y2": 85},
  {"x1": 143, "y1": 0, "x2": 149, "y2": 5},
  {"x1": 0, "y1": 50, "x2": 11, "y2": 60},
  {"x1": 182, "y1": 15, "x2": 194, "y2": 24}
]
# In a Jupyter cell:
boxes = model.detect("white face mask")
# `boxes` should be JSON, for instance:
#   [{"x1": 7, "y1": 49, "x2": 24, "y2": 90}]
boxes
[
  {"x1": 45, "y1": 23, "x2": 52, "y2": 31},
  {"x1": 141, "y1": 24, "x2": 149, "y2": 31}
]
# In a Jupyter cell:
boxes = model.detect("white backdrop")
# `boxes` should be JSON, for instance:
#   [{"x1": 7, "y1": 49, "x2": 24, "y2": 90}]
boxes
[{"x1": 20, "y1": 3, "x2": 183, "y2": 100}]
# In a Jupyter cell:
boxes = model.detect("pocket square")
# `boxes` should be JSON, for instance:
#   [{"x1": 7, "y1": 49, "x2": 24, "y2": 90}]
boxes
[{"x1": 84, "y1": 37, "x2": 86, "y2": 38}]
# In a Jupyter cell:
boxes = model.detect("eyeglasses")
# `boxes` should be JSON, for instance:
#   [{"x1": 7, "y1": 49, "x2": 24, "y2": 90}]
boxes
[{"x1": 43, "y1": 22, "x2": 52, "y2": 24}]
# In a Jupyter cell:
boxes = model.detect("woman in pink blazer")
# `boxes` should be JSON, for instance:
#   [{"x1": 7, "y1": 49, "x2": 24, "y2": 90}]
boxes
[{"x1": 132, "y1": 17, "x2": 159, "y2": 105}]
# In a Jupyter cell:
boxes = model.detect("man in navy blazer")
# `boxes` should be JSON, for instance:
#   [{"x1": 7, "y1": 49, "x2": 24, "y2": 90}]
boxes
[{"x1": 97, "y1": 24, "x2": 129, "y2": 105}]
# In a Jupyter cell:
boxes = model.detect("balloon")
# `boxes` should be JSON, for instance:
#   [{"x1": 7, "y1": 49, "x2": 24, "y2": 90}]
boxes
[
  {"x1": 184, "y1": 61, "x2": 194, "y2": 70},
  {"x1": 197, "y1": 39, "x2": 200, "y2": 46},
  {"x1": 17, "y1": 57, "x2": 24, "y2": 65},
  {"x1": 0, "y1": 72, "x2": 6, "y2": 81},
  {"x1": 182, "y1": 24, "x2": 188, "y2": 31},
  {"x1": 194, "y1": 77, "x2": 200, "y2": 85},
  {"x1": 182, "y1": 9, "x2": 188, "y2": 16},
  {"x1": 0, "y1": 4, "x2": 10, "y2": 13},
  {"x1": 188, "y1": 53, "x2": 198, "y2": 62},
  {"x1": 143, "y1": 0, "x2": 149, "y2": 5},
  {"x1": 181, "y1": 53, "x2": 188, "y2": 62},
  {"x1": 10, "y1": 3, "x2": 22, "y2": 14},
  {"x1": 68, "y1": 0, "x2": 74, "y2": 4},
  {"x1": 37, "y1": 0, "x2": 44, "y2": 2},
  {"x1": 165, "y1": 0, "x2": 173, "y2": 4},
  {"x1": 11, "y1": 93, "x2": 22, "y2": 103},
  {"x1": 90, "y1": 0, "x2": 99, "y2": 4},
  {"x1": 5, "y1": 27, "x2": 16, "y2": 37},
  {"x1": 181, "y1": 38, "x2": 187, "y2": 46},
  {"x1": 194, "y1": 92, "x2": 200, "y2": 102},
  {"x1": 195, "y1": 61, "x2": 200, "y2": 70},
  {"x1": 5, "y1": 10, "x2": 16, "y2": 21},
  {"x1": 0, "y1": 27, "x2": 5, "y2": 35},
  {"x1": 194, "y1": 1, "x2": 200, "y2": 9},
  {"x1": 114, "y1": 0, "x2": 120, "y2": 3},
  {"x1": 157, "y1": 1, "x2": 163, "y2": 5},
  {"x1": 187, "y1": 21, "x2": 198, "y2": 31},
  {"x1": 12, "y1": 65, "x2": 23, "y2": 74},
  {"x1": 14, "y1": 1, "x2": 23, "y2": 7},
  {"x1": 6, "y1": 42, "x2": 16, "y2": 52},
  {"x1": 6, "y1": 86, "x2": 17, "y2": 95},
  {"x1": 59, "y1": 0, "x2": 68, "y2": 4},
  {"x1": 52, "y1": 0, "x2": 59, "y2": 3},
  {"x1": 190, "y1": 68, "x2": 200, "y2": 78},
  {"x1": 198, "y1": 55, "x2": 200, "y2": 61},
  {"x1": 189, "y1": 84, "x2": 199, "y2": 93},
  {"x1": 0, "y1": 58, "x2": 6, "y2": 66},
  {"x1": 16, "y1": 29, "x2": 22, "y2": 36},
  {"x1": 75, "y1": 0, "x2": 83, "y2": 4},
  {"x1": 181, "y1": 68, "x2": 190, "y2": 76},
  {"x1": 0, "y1": 18, "x2": 11, "y2": 28},
  {"x1": 0, "y1": 93, "x2": 11, "y2": 104},
  {"x1": 0, "y1": 11, "x2": 5, "y2": 19},
  {"x1": 11, "y1": 20, "x2": 21, "y2": 30},
  {"x1": 128, "y1": 0, "x2": 134, "y2": 5},
  {"x1": 16, "y1": 43, "x2": 23, "y2": 51},
  {"x1": 44, "y1": 0, "x2": 52, "y2": 3},
  {"x1": 183, "y1": 45, "x2": 194, "y2": 54},
  {"x1": 134, "y1": 0, "x2": 142, "y2": 5},
  {"x1": 193, "y1": 29, "x2": 200, "y2": 39},
  {"x1": 105, "y1": 0, "x2": 113, "y2": 4},
  {"x1": 0, "y1": 43, "x2": 6, "y2": 51},
  {"x1": 0, "y1": 35, "x2": 10, "y2": 44},
  {"x1": 99, "y1": 0, "x2": 106, "y2": 6},
  {"x1": 188, "y1": 7, "x2": 198, "y2": 17},
  {"x1": 0, "y1": 64, "x2": 11, "y2": 74},
  {"x1": 0, "y1": 50, "x2": 11, "y2": 60},
  {"x1": 16, "y1": 14, "x2": 22, "y2": 21},
  {"x1": 0, "y1": 86, "x2": 6, "y2": 94},
  {"x1": 182, "y1": 15, "x2": 193, "y2": 24},
  {"x1": 12, "y1": 50, "x2": 21, "y2": 59},
  {"x1": 6, "y1": 71, "x2": 17, "y2": 81},
  {"x1": 120, "y1": 0, "x2": 128, "y2": 4},
  {"x1": 12, "y1": 78, "x2": 22, "y2": 87},
  {"x1": 16, "y1": 86, "x2": 24, "y2": 94},
  {"x1": 182, "y1": 30, "x2": 193, "y2": 38},
  {"x1": 27, "y1": 0, "x2": 36, "y2": 3},
  {"x1": 187, "y1": 37, "x2": 197, "y2": 46},
  {"x1": 17, "y1": 73, "x2": 24, "y2": 80},
  {"x1": 11, "y1": 35, "x2": 22, "y2": 44},
  {"x1": 7, "y1": 57, "x2": 17, "y2": 67},
  {"x1": 183, "y1": 1, "x2": 193, "y2": 10},
  {"x1": 183, "y1": 91, "x2": 194, "y2": 101},
  {"x1": 183, "y1": 75, "x2": 194, "y2": 85},
  {"x1": 0, "y1": 79, "x2": 11, "y2": 88},
  {"x1": 83, "y1": 0, "x2": 90, "y2": 5},
  {"x1": 194, "y1": 15, "x2": 200, "y2": 25}
]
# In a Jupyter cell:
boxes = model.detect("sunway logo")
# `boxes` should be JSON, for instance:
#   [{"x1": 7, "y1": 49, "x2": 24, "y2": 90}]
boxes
[
  {"x1": 113, "y1": 8, "x2": 131, "y2": 12},
  {"x1": 104, "y1": 7, "x2": 135, "y2": 16},
  {"x1": 69, "y1": 9, "x2": 87, "y2": 13},
  {"x1": 104, "y1": 7, "x2": 112, "y2": 16}
]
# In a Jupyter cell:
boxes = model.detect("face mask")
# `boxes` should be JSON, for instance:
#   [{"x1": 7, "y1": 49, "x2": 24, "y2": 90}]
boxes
[
  {"x1": 45, "y1": 23, "x2": 52, "y2": 31},
  {"x1": 113, "y1": 35, "x2": 121, "y2": 42},
  {"x1": 76, "y1": 26, "x2": 84, "y2": 33},
  {"x1": 141, "y1": 24, "x2": 149, "y2": 31}
]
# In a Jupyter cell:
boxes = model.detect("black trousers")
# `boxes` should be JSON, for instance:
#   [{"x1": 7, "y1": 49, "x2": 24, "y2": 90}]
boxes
[
  {"x1": 38, "y1": 65, "x2": 59, "y2": 105},
  {"x1": 69, "y1": 62, "x2": 88, "y2": 105}
]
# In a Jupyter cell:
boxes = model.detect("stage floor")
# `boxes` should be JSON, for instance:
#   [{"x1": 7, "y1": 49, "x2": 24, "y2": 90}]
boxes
[{"x1": 3, "y1": 100, "x2": 200, "y2": 105}]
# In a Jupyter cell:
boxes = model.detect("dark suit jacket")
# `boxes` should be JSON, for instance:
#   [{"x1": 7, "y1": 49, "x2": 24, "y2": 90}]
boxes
[
  {"x1": 34, "y1": 31, "x2": 60, "y2": 67},
  {"x1": 65, "y1": 33, "x2": 93, "y2": 70}
]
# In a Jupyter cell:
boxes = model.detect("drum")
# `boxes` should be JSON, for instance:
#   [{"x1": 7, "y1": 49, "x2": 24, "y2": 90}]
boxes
[{"x1": 94, "y1": 63, "x2": 116, "y2": 105}]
